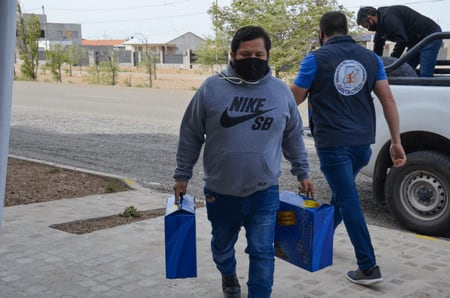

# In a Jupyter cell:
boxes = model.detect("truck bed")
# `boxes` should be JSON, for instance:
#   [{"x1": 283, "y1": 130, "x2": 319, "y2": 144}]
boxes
[{"x1": 388, "y1": 76, "x2": 450, "y2": 86}]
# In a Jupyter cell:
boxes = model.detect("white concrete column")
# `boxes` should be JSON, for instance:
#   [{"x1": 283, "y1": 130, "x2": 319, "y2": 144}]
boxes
[{"x1": 0, "y1": 0, "x2": 18, "y2": 233}]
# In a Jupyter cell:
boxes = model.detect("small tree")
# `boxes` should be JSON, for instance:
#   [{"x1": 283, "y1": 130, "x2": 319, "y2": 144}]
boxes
[
  {"x1": 45, "y1": 43, "x2": 68, "y2": 82},
  {"x1": 87, "y1": 51, "x2": 119, "y2": 85},
  {"x1": 89, "y1": 62, "x2": 101, "y2": 85},
  {"x1": 105, "y1": 54, "x2": 120, "y2": 86},
  {"x1": 140, "y1": 41, "x2": 157, "y2": 87},
  {"x1": 196, "y1": 30, "x2": 229, "y2": 73},
  {"x1": 16, "y1": 3, "x2": 41, "y2": 80},
  {"x1": 141, "y1": 48, "x2": 155, "y2": 87},
  {"x1": 65, "y1": 45, "x2": 85, "y2": 76},
  {"x1": 131, "y1": 34, "x2": 158, "y2": 87}
]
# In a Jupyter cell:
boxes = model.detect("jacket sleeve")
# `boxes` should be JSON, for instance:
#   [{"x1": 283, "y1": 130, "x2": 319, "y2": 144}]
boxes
[
  {"x1": 391, "y1": 40, "x2": 407, "y2": 58},
  {"x1": 173, "y1": 88, "x2": 206, "y2": 181},
  {"x1": 373, "y1": 32, "x2": 385, "y2": 56},
  {"x1": 382, "y1": 13, "x2": 409, "y2": 58},
  {"x1": 282, "y1": 95, "x2": 310, "y2": 181}
]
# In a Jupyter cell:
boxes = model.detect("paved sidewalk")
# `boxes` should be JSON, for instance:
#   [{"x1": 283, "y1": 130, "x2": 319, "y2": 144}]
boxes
[{"x1": 1, "y1": 184, "x2": 450, "y2": 298}]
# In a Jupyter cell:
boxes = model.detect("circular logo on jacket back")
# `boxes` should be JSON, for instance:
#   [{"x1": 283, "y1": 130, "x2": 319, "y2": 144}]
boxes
[{"x1": 334, "y1": 60, "x2": 367, "y2": 96}]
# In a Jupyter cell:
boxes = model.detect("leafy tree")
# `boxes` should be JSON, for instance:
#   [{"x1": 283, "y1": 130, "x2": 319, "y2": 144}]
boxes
[
  {"x1": 104, "y1": 54, "x2": 120, "y2": 86},
  {"x1": 65, "y1": 45, "x2": 86, "y2": 76},
  {"x1": 45, "y1": 43, "x2": 68, "y2": 82},
  {"x1": 196, "y1": 29, "x2": 229, "y2": 73},
  {"x1": 209, "y1": 0, "x2": 352, "y2": 77},
  {"x1": 139, "y1": 37, "x2": 157, "y2": 87},
  {"x1": 88, "y1": 60, "x2": 102, "y2": 84},
  {"x1": 141, "y1": 48, "x2": 157, "y2": 87},
  {"x1": 16, "y1": 3, "x2": 41, "y2": 80},
  {"x1": 130, "y1": 34, "x2": 157, "y2": 87},
  {"x1": 87, "y1": 52, "x2": 120, "y2": 86}
]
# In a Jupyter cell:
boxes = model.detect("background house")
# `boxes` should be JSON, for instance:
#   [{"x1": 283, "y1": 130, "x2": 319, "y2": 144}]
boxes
[
  {"x1": 22, "y1": 13, "x2": 82, "y2": 61},
  {"x1": 81, "y1": 39, "x2": 129, "y2": 66},
  {"x1": 167, "y1": 32, "x2": 205, "y2": 55},
  {"x1": 121, "y1": 37, "x2": 178, "y2": 67},
  {"x1": 18, "y1": 13, "x2": 204, "y2": 69}
]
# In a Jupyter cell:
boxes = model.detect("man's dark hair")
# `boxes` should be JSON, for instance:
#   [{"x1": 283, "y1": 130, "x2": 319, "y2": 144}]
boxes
[
  {"x1": 231, "y1": 26, "x2": 271, "y2": 53},
  {"x1": 356, "y1": 6, "x2": 378, "y2": 25},
  {"x1": 320, "y1": 11, "x2": 348, "y2": 36}
]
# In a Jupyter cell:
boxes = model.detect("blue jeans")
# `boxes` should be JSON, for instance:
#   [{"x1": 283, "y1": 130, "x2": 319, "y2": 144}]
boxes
[
  {"x1": 316, "y1": 145, "x2": 376, "y2": 271},
  {"x1": 204, "y1": 185, "x2": 279, "y2": 298},
  {"x1": 406, "y1": 29, "x2": 442, "y2": 77}
]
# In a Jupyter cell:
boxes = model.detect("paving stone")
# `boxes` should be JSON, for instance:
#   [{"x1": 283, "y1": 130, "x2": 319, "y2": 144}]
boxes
[{"x1": 0, "y1": 188, "x2": 449, "y2": 297}]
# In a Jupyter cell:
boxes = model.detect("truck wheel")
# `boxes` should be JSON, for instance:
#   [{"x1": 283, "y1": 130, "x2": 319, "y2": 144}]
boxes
[{"x1": 385, "y1": 150, "x2": 450, "y2": 236}]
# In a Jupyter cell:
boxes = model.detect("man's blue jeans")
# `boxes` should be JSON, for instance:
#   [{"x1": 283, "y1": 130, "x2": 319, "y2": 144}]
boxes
[
  {"x1": 406, "y1": 29, "x2": 442, "y2": 77},
  {"x1": 316, "y1": 145, "x2": 376, "y2": 271},
  {"x1": 204, "y1": 185, "x2": 279, "y2": 298}
]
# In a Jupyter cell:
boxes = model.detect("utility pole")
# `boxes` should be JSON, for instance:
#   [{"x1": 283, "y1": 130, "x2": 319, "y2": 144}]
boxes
[
  {"x1": 0, "y1": 0, "x2": 17, "y2": 233},
  {"x1": 42, "y1": 5, "x2": 48, "y2": 50}
]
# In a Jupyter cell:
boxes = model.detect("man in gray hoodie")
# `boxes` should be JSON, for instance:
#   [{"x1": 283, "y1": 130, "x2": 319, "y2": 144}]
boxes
[{"x1": 173, "y1": 26, "x2": 313, "y2": 298}]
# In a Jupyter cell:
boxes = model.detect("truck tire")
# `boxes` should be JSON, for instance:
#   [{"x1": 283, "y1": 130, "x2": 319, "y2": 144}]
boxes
[
  {"x1": 382, "y1": 56, "x2": 418, "y2": 77},
  {"x1": 385, "y1": 150, "x2": 450, "y2": 236}
]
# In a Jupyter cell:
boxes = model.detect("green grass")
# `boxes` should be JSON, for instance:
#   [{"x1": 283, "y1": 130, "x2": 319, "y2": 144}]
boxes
[
  {"x1": 46, "y1": 167, "x2": 60, "y2": 174},
  {"x1": 120, "y1": 206, "x2": 141, "y2": 217},
  {"x1": 105, "y1": 180, "x2": 129, "y2": 193}
]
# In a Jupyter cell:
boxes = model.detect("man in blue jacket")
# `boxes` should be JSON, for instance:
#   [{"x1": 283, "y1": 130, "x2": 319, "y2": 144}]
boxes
[
  {"x1": 291, "y1": 11, "x2": 406, "y2": 286},
  {"x1": 357, "y1": 5, "x2": 442, "y2": 77},
  {"x1": 173, "y1": 26, "x2": 313, "y2": 298}
]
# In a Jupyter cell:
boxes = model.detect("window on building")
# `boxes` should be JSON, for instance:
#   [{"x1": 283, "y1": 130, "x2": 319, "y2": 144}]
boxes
[{"x1": 40, "y1": 30, "x2": 45, "y2": 38}]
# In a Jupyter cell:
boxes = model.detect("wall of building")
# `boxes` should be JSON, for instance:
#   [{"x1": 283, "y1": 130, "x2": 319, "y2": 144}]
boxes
[
  {"x1": 168, "y1": 32, "x2": 205, "y2": 55},
  {"x1": 45, "y1": 23, "x2": 82, "y2": 46},
  {"x1": 19, "y1": 14, "x2": 200, "y2": 69},
  {"x1": 22, "y1": 13, "x2": 82, "y2": 48}
]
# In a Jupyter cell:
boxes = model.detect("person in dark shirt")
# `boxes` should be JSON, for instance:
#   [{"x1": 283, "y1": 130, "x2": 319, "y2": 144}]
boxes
[
  {"x1": 291, "y1": 11, "x2": 407, "y2": 286},
  {"x1": 357, "y1": 5, "x2": 442, "y2": 77}
]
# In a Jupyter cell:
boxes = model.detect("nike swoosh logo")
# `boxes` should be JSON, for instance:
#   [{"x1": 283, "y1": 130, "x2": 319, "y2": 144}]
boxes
[{"x1": 220, "y1": 108, "x2": 275, "y2": 128}]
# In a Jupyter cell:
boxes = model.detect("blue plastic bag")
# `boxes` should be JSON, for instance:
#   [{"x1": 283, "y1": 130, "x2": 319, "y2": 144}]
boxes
[{"x1": 164, "y1": 193, "x2": 197, "y2": 278}]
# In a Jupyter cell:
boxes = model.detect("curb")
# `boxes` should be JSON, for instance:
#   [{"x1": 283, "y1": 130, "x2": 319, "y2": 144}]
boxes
[{"x1": 7, "y1": 154, "x2": 144, "y2": 190}]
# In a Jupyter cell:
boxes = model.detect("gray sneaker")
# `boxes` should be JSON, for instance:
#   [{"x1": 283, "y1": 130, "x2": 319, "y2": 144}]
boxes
[
  {"x1": 346, "y1": 265, "x2": 383, "y2": 286},
  {"x1": 222, "y1": 274, "x2": 241, "y2": 298}
]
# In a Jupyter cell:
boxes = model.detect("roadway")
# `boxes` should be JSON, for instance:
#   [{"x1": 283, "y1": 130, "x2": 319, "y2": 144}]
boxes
[{"x1": 10, "y1": 81, "x2": 403, "y2": 233}]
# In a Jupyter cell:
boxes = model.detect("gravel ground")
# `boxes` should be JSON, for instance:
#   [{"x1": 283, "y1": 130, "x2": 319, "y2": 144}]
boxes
[
  {"x1": 8, "y1": 126, "x2": 399, "y2": 231},
  {"x1": 9, "y1": 82, "x2": 401, "y2": 232}
]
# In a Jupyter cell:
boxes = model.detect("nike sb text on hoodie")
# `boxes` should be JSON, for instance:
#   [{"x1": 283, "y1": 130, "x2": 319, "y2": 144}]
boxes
[{"x1": 174, "y1": 65, "x2": 309, "y2": 197}]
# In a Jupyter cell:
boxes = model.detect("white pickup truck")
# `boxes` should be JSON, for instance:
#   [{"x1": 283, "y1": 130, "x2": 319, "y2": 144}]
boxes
[{"x1": 361, "y1": 32, "x2": 450, "y2": 236}]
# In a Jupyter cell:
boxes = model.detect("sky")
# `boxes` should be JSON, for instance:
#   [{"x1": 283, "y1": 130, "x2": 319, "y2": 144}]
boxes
[{"x1": 19, "y1": 0, "x2": 450, "y2": 43}]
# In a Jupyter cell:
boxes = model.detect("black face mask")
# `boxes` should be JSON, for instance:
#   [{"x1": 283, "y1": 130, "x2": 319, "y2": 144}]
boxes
[{"x1": 232, "y1": 58, "x2": 269, "y2": 82}]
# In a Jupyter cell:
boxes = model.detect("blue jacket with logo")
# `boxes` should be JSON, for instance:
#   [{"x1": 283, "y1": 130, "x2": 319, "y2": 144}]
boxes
[
  {"x1": 294, "y1": 35, "x2": 383, "y2": 148},
  {"x1": 174, "y1": 64, "x2": 310, "y2": 197}
]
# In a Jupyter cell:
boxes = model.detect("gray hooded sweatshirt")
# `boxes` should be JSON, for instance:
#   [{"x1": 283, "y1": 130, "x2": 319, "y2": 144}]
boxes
[{"x1": 174, "y1": 64, "x2": 309, "y2": 197}]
